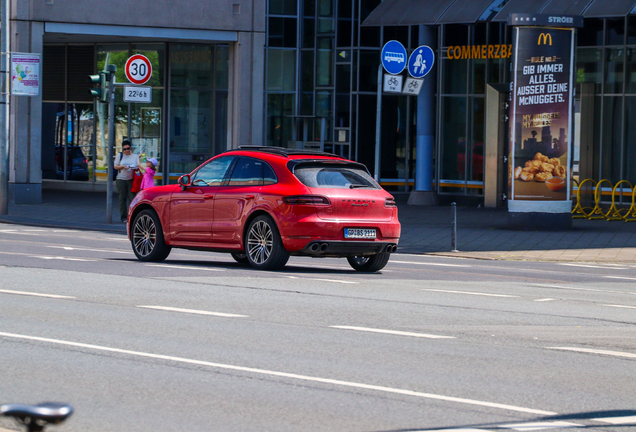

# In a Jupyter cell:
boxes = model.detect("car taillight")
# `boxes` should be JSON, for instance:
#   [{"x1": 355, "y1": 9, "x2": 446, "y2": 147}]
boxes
[
  {"x1": 82, "y1": 158, "x2": 87, "y2": 164},
  {"x1": 385, "y1": 197, "x2": 396, "y2": 207},
  {"x1": 283, "y1": 195, "x2": 331, "y2": 205}
]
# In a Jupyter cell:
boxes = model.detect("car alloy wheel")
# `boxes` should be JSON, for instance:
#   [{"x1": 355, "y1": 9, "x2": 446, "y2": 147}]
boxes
[
  {"x1": 347, "y1": 253, "x2": 390, "y2": 272},
  {"x1": 133, "y1": 214, "x2": 156, "y2": 258},
  {"x1": 245, "y1": 215, "x2": 290, "y2": 270}
]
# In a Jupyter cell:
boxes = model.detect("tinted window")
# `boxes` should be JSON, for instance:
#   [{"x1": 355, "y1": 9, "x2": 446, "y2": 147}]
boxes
[
  {"x1": 229, "y1": 157, "x2": 264, "y2": 186},
  {"x1": 192, "y1": 157, "x2": 234, "y2": 186},
  {"x1": 294, "y1": 165, "x2": 379, "y2": 189},
  {"x1": 263, "y1": 163, "x2": 278, "y2": 185}
]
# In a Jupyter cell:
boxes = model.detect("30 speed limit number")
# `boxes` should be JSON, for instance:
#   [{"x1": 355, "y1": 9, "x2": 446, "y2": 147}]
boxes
[{"x1": 125, "y1": 54, "x2": 152, "y2": 85}]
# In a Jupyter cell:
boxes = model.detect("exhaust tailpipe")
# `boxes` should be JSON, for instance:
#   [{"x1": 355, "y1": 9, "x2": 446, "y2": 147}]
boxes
[
  {"x1": 310, "y1": 243, "x2": 320, "y2": 252},
  {"x1": 320, "y1": 243, "x2": 328, "y2": 252}
]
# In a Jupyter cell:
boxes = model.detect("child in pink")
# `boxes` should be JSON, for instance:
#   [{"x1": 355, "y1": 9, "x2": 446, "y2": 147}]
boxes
[{"x1": 138, "y1": 157, "x2": 158, "y2": 190}]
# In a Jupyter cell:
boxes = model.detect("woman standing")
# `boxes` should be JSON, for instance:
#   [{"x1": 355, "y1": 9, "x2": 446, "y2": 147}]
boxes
[{"x1": 113, "y1": 140, "x2": 139, "y2": 223}]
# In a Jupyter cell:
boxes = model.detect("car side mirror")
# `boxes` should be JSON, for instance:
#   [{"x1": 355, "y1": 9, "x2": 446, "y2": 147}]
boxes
[{"x1": 178, "y1": 174, "x2": 191, "y2": 190}]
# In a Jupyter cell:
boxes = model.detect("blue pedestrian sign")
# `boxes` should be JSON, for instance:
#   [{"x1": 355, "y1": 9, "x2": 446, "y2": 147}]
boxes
[
  {"x1": 407, "y1": 45, "x2": 435, "y2": 78},
  {"x1": 381, "y1": 40, "x2": 407, "y2": 75}
]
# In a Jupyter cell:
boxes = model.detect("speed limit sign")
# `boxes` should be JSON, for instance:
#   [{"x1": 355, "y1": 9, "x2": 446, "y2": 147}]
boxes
[{"x1": 125, "y1": 54, "x2": 152, "y2": 85}]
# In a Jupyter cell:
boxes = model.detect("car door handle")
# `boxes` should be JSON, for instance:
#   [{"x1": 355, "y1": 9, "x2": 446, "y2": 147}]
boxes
[
  {"x1": 244, "y1": 195, "x2": 255, "y2": 200},
  {"x1": 204, "y1": 194, "x2": 214, "y2": 200}
]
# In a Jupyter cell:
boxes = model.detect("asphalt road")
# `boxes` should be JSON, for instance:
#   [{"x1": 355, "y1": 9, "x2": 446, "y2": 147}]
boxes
[{"x1": 0, "y1": 224, "x2": 634, "y2": 432}]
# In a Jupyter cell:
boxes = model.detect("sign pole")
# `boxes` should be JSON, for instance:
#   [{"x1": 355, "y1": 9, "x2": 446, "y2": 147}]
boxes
[
  {"x1": 374, "y1": 64, "x2": 382, "y2": 182},
  {"x1": 0, "y1": 0, "x2": 9, "y2": 215},
  {"x1": 106, "y1": 66, "x2": 116, "y2": 224}
]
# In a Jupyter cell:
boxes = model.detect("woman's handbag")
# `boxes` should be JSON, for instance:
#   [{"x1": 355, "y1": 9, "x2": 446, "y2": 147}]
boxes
[{"x1": 131, "y1": 170, "x2": 143, "y2": 193}]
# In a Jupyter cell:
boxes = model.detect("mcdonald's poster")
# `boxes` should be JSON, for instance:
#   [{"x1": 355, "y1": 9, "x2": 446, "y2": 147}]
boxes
[{"x1": 510, "y1": 27, "x2": 575, "y2": 201}]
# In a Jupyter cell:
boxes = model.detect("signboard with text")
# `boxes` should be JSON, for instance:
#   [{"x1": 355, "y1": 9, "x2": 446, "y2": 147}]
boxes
[
  {"x1": 510, "y1": 27, "x2": 575, "y2": 202},
  {"x1": 11, "y1": 53, "x2": 40, "y2": 96}
]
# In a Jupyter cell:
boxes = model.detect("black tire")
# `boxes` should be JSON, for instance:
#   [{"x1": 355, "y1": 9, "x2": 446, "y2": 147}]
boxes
[
  {"x1": 131, "y1": 209, "x2": 171, "y2": 262},
  {"x1": 347, "y1": 253, "x2": 390, "y2": 272},
  {"x1": 231, "y1": 252, "x2": 249, "y2": 264},
  {"x1": 245, "y1": 215, "x2": 290, "y2": 270}
]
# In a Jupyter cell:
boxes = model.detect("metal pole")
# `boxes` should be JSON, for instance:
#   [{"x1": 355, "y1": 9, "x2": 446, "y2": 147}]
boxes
[
  {"x1": 374, "y1": 65, "x2": 382, "y2": 182},
  {"x1": 0, "y1": 0, "x2": 9, "y2": 215},
  {"x1": 106, "y1": 67, "x2": 116, "y2": 223},
  {"x1": 451, "y1": 202, "x2": 458, "y2": 252}
]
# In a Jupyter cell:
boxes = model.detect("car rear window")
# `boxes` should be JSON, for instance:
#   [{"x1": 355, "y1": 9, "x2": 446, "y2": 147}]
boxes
[{"x1": 293, "y1": 165, "x2": 379, "y2": 189}]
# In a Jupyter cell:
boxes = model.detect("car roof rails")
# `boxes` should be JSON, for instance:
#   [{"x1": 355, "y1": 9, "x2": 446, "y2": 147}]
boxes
[{"x1": 228, "y1": 145, "x2": 344, "y2": 159}]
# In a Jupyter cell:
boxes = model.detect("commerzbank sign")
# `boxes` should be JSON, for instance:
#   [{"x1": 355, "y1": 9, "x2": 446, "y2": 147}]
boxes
[{"x1": 447, "y1": 44, "x2": 513, "y2": 60}]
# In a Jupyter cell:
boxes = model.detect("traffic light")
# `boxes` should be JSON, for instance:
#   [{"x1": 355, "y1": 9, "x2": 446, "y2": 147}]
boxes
[{"x1": 87, "y1": 72, "x2": 108, "y2": 102}]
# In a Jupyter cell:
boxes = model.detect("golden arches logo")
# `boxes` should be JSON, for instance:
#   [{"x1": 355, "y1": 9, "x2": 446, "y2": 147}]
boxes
[{"x1": 538, "y1": 33, "x2": 552, "y2": 45}]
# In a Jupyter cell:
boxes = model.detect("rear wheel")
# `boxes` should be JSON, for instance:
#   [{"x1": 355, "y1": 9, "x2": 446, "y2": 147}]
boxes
[
  {"x1": 231, "y1": 252, "x2": 249, "y2": 264},
  {"x1": 347, "y1": 253, "x2": 390, "y2": 272},
  {"x1": 246, "y1": 215, "x2": 290, "y2": 270},
  {"x1": 131, "y1": 209, "x2": 171, "y2": 262}
]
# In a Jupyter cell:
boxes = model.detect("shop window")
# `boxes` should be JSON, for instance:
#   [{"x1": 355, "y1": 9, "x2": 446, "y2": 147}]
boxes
[
  {"x1": 318, "y1": 0, "x2": 333, "y2": 17},
  {"x1": 357, "y1": 94, "x2": 377, "y2": 172},
  {"x1": 269, "y1": 17, "x2": 298, "y2": 47},
  {"x1": 335, "y1": 64, "x2": 351, "y2": 127},
  {"x1": 576, "y1": 48, "x2": 602, "y2": 94},
  {"x1": 316, "y1": 90, "x2": 332, "y2": 119},
  {"x1": 360, "y1": 27, "x2": 380, "y2": 47},
  {"x1": 443, "y1": 24, "x2": 468, "y2": 47},
  {"x1": 442, "y1": 58, "x2": 468, "y2": 95},
  {"x1": 303, "y1": 18, "x2": 316, "y2": 48},
  {"x1": 131, "y1": 44, "x2": 165, "y2": 88},
  {"x1": 469, "y1": 98, "x2": 485, "y2": 185},
  {"x1": 472, "y1": 23, "x2": 487, "y2": 46},
  {"x1": 316, "y1": 38, "x2": 333, "y2": 85},
  {"x1": 358, "y1": 50, "x2": 379, "y2": 92},
  {"x1": 383, "y1": 26, "x2": 408, "y2": 48},
  {"x1": 440, "y1": 96, "x2": 467, "y2": 189},
  {"x1": 169, "y1": 45, "x2": 213, "y2": 88},
  {"x1": 337, "y1": 19, "x2": 352, "y2": 47},
  {"x1": 267, "y1": 93, "x2": 295, "y2": 147},
  {"x1": 626, "y1": 49, "x2": 636, "y2": 94},
  {"x1": 605, "y1": 18, "x2": 625, "y2": 46},
  {"x1": 42, "y1": 46, "x2": 66, "y2": 102},
  {"x1": 303, "y1": 0, "x2": 315, "y2": 17},
  {"x1": 601, "y1": 96, "x2": 623, "y2": 184},
  {"x1": 215, "y1": 45, "x2": 229, "y2": 90},
  {"x1": 67, "y1": 46, "x2": 95, "y2": 102},
  {"x1": 627, "y1": 16, "x2": 636, "y2": 45},
  {"x1": 578, "y1": 19, "x2": 603, "y2": 47},
  {"x1": 624, "y1": 97, "x2": 636, "y2": 183},
  {"x1": 604, "y1": 48, "x2": 624, "y2": 94},
  {"x1": 267, "y1": 49, "x2": 297, "y2": 91},
  {"x1": 471, "y1": 59, "x2": 486, "y2": 95},
  {"x1": 269, "y1": 0, "x2": 297, "y2": 15}
]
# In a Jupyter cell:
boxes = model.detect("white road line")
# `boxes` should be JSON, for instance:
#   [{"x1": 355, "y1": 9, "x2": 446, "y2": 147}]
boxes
[
  {"x1": 22, "y1": 229, "x2": 48, "y2": 232},
  {"x1": 604, "y1": 304, "x2": 636, "y2": 310},
  {"x1": 32, "y1": 256, "x2": 97, "y2": 262},
  {"x1": 331, "y1": 325, "x2": 455, "y2": 339},
  {"x1": 534, "y1": 298, "x2": 555, "y2": 302},
  {"x1": 282, "y1": 276, "x2": 358, "y2": 284},
  {"x1": 0, "y1": 230, "x2": 39, "y2": 236},
  {"x1": 146, "y1": 264, "x2": 225, "y2": 272},
  {"x1": 605, "y1": 276, "x2": 636, "y2": 281},
  {"x1": 560, "y1": 263, "x2": 627, "y2": 270},
  {"x1": 137, "y1": 306, "x2": 248, "y2": 318},
  {"x1": 391, "y1": 260, "x2": 472, "y2": 268},
  {"x1": 530, "y1": 284, "x2": 636, "y2": 296},
  {"x1": 547, "y1": 347, "x2": 636, "y2": 360},
  {"x1": 592, "y1": 415, "x2": 636, "y2": 425},
  {"x1": 0, "y1": 289, "x2": 76, "y2": 299},
  {"x1": 421, "y1": 289, "x2": 518, "y2": 298},
  {"x1": 500, "y1": 421, "x2": 581, "y2": 430},
  {"x1": 0, "y1": 331, "x2": 557, "y2": 416},
  {"x1": 48, "y1": 246, "x2": 132, "y2": 255}
]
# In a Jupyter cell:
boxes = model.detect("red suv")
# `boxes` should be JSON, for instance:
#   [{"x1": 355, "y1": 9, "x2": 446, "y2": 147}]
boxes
[{"x1": 127, "y1": 147, "x2": 401, "y2": 272}]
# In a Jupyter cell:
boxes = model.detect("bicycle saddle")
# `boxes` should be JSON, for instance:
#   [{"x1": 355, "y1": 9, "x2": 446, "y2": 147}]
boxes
[{"x1": 0, "y1": 402, "x2": 73, "y2": 423}]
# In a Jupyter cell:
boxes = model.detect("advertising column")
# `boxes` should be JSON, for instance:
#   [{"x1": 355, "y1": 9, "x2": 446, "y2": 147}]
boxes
[{"x1": 507, "y1": 14, "x2": 582, "y2": 229}]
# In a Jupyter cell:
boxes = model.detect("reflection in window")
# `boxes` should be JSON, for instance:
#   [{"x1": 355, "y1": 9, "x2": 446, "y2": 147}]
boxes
[
  {"x1": 605, "y1": 49, "x2": 624, "y2": 94},
  {"x1": 193, "y1": 157, "x2": 235, "y2": 186},
  {"x1": 440, "y1": 97, "x2": 467, "y2": 188},
  {"x1": 601, "y1": 96, "x2": 623, "y2": 184},
  {"x1": 268, "y1": 49, "x2": 297, "y2": 91}
]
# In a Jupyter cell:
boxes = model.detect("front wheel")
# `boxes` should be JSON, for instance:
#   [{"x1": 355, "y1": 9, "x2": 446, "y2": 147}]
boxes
[
  {"x1": 347, "y1": 253, "x2": 390, "y2": 272},
  {"x1": 245, "y1": 215, "x2": 290, "y2": 270},
  {"x1": 131, "y1": 209, "x2": 171, "y2": 262}
]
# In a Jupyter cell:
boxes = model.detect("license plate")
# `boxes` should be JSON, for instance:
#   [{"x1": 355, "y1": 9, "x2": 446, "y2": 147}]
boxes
[{"x1": 344, "y1": 228, "x2": 376, "y2": 239}]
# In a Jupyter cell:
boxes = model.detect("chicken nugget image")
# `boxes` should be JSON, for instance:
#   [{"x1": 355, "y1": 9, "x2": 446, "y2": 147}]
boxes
[
  {"x1": 540, "y1": 163, "x2": 555, "y2": 173},
  {"x1": 531, "y1": 160, "x2": 542, "y2": 168},
  {"x1": 548, "y1": 157, "x2": 560, "y2": 167},
  {"x1": 519, "y1": 171, "x2": 534, "y2": 181},
  {"x1": 514, "y1": 166, "x2": 523, "y2": 180},
  {"x1": 524, "y1": 166, "x2": 540, "y2": 175},
  {"x1": 533, "y1": 152, "x2": 544, "y2": 160},
  {"x1": 535, "y1": 172, "x2": 553, "y2": 182},
  {"x1": 554, "y1": 165, "x2": 566, "y2": 178}
]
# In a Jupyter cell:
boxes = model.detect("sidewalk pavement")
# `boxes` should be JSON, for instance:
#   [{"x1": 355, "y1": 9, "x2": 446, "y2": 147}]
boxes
[{"x1": 2, "y1": 189, "x2": 636, "y2": 263}]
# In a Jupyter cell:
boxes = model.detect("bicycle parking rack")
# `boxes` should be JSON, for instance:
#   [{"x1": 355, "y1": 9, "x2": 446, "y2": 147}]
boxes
[{"x1": 572, "y1": 178, "x2": 636, "y2": 222}]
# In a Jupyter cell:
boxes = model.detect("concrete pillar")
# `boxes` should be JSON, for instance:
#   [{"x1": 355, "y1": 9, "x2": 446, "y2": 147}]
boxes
[
  {"x1": 408, "y1": 25, "x2": 438, "y2": 206},
  {"x1": 9, "y1": 14, "x2": 43, "y2": 204},
  {"x1": 228, "y1": 31, "x2": 265, "y2": 148}
]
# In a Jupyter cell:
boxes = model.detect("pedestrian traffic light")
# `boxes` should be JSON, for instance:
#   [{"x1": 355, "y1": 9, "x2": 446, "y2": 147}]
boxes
[{"x1": 87, "y1": 71, "x2": 108, "y2": 102}]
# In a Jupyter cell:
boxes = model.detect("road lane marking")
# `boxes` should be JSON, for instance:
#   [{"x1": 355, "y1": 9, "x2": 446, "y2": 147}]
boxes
[
  {"x1": 559, "y1": 263, "x2": 628, "y2": 270},
  {"x1": 0, "y1": 289, "x2": 75, "y2": 299},
  {"x1": 530, "y1": 284, "x2": 636, "y2": 296},
  {"x1": 547, "y1": 347, "x2": 636, "y2": 360},
  {"x1": 500, "y1": 421, "x2": 581, "y2": 430},
  {"x1": 282, "y1": 276, "x2": 358, "y2": 284},
  {"x1": 605, "y1": 276, "x2": 636, "y2": 281},
  {"x1": 604, "y1": 304, "x2": 636, "y2": 310},
  {"x1": 137, "y1": 306, "x2": 248, "y2": 318},
  {"x1": 592, "y1": 415, "x2": 636, "y2": 424},
  {"x1": 48, "y1": 246, "x2": 132, "y2": 255},
  {"x1": 533, "y1": 298, "x2": 555, "y2": 302},
  {"x1": 0, "y1": 230, "x2": 39, "y2": 236},
  {"x1": 421, "y1": 289, "x2": 518, "y2": 298},
  {"x1": 391, "y1": 260, "x2": 472, "y2": 267},
  {"x1": 0, "y1": 331, "x2": 557, "y2": 416},
  {"x1": 330, "y1": 325, "x2": 455, "y2": 339},
  {"x1": 32, "y1": 256, "x2": 97, "y2": 262},
  {"x1": 146, "y1": 264, "x2": 226, "y2": 272}
]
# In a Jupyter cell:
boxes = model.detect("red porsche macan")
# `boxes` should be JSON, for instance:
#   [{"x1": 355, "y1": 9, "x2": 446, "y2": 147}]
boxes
[{"x1": 127, "y1": 146, "x2": 401, "y2": 272}]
